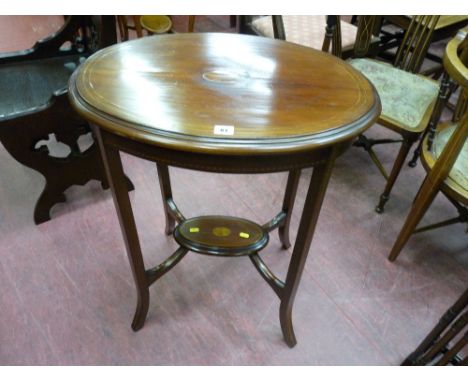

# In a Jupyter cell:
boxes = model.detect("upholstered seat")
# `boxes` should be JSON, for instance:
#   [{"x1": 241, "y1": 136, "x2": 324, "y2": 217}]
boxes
[
  {"x1": 251, "y1": 15, "x2": 368, "y2": 51},
  {"x1": 388, "y1": 28, "x2": 468, "y2": 262},
  {"x1": 433, "y1": 123, "x2": 468, "y2": 191},
  {"x1": 350, "y1": 58, "x2": 440, "y2": 131}
]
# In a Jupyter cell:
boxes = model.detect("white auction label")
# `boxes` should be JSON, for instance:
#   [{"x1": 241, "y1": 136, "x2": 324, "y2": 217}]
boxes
[{"x1": 213, "y1": 125, "x2": 235, "y2": 135}]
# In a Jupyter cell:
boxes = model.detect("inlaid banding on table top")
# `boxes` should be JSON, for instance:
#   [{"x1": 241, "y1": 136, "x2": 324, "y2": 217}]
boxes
[{"x1": 70, "y1": 33, "x2": 381, "y2": 153}]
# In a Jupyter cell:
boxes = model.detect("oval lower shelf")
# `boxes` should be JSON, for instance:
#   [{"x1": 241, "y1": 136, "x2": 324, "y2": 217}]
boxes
[{"x1": 174, "y1": 215, "x2": 268, "y2": 256}]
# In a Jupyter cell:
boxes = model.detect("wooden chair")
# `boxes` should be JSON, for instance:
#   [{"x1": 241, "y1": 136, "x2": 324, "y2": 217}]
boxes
[
  {"x1": 402, "y1": 288, "x2": 468, "y2": 365},
  {"x1": 0, "y1": 16, "x2": 133, "y2": 224},
  {"x1": 118, "y1": 16, "x2": 193, "y2": 37},
  {"x1": 388, "y1": 27, "x2": 468, "y2": 262},
  {"x1": 379, "y1": 15, "x2": 468, "y2": 75},
  {"x1": 116, "y1": 16, "x2": 144, "y2": 41},
  {"x1": 339, "y1": 16, "x2": 444, "y2": 212},
  {"x1": 243, "y1": 15, "x2": 441, "y2": 213},
  {"x1": 236, "y1": 15, "x2": 366, "y2": 262},
  {"x1": 238, "y1": 15, "x2": 380, "y2": 59}
]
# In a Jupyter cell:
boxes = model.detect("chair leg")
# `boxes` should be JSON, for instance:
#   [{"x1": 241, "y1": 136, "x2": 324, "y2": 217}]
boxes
[
  {"x1": 117, "y1": 16, "x2": 129, "y2": 41},
  {"x1": 132, "y1": 16, "x2": 143, "y2": 38},
  {"x1": 116, "y1": 16, "x2": 125, "y2": 41},
  {"x1": 376, "y1": 135, "x2": 417, "y2": 213},
  {"x1": 353, "y1": 134, "x2": 403, "y2": 179},
  {"x1": 188, "y1": 16, "x2": 195, "y2": 32},
  {"x1": 388, "y1": 174, "x2": 441, "y2": 262},
  {"x1": 229, "y1": 15, "x2": 237, "y2": 28}
]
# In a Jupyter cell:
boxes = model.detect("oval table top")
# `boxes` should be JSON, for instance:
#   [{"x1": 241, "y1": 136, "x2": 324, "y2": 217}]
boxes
[{"x1": 69, "y1": 33, "x2": 380, "y2": 155}]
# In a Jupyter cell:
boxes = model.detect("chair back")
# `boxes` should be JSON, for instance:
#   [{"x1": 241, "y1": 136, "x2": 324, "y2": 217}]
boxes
[
  {"x1": 272, "y1": 15, "x2": 342, "y2": 55},
  {"x1": 323, "y1": 16, "x2": 380, "y2": 58},
  {"x1": 325, "y1": 15, "x2": 438, "y2": 73},
  {"x1": 451, "y1": 29, "x2": 468, "y2": 123},
  {"x1": 394, "y1": 15, "x2": 440, "y2": 73},
  {"x1": 271, "y1": 15, "x2": 286, "y2": 40},
  {"x1": 402, "y1": 288, "x2": 468, "y2": 366},
  {"x1": 353, "y1": 16, "x2": 380, "y2": 58},
  {"x1": 322, "y1": 16, "x2": 342, "y2": 57},
  {"x1": 248, "y1": 15, "x2": 345, "y2": 55},
  {"x1": 427, "y1": 28, "x2": 468, "y2": 186}
]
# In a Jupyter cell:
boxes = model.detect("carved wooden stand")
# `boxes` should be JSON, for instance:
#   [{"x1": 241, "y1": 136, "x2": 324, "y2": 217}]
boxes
[
  {"x1": 69, "y1": 32, "x2": 380, "y2": 348},
  {"x1": 0, "y1": 16, "x2": 134, "y2": 224},
  {"x1": 96, "y1": 127, "x2": 338, "y2": 348},
  {"x1": 0, "y1": 93, "x2": 112, "y2": 223}
]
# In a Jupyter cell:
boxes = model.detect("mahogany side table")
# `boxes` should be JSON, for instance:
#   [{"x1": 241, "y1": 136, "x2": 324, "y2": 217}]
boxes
[{"x1": 69, "y1": 33, "x2": 380, "y2": 347}]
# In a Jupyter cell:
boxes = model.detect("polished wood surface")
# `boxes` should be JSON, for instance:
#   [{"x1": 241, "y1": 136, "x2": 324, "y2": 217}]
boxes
[
  {"x1": 388, "y1": 28, "x2": 468, "y2": 262},
  {"x1": 337, "y1": 16, "x2": 442, "y2": 213},
  {"x1": 2, "y1": 16, "x2": 467, "y2": 365},
  {"x1": 421, "y1": 29, "x2": 468, "y2": 207},
  {"x1": 70, "y1": 32, "x2": 380, "y2": 348},
  {"x1": 385, "y1": 15, "x2": 468, "y2": 33},
  {"x1": 70, "y1": 33, "x2": 379, "y2": 154},
  {"x1": 174, "y1": 215, "x2": 268, "y2": 256},
  {"x1": 421, "y1": 122, "x2": 468, "y2": 205}
]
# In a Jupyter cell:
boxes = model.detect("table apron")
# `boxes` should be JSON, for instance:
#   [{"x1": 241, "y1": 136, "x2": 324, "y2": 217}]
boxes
[{"x1": 95, "y1": 127, "x2": 351, "y2": 174}]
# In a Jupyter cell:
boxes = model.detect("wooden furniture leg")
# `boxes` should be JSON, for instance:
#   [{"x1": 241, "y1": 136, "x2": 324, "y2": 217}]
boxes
[
  {"x1": 230, "y1": 15, "x2": 237, "y2": 28},
  {"x1": 376, "y1": 135, "x2": 418, "y2": 213},
  {"x1": 132, "y1": 16, "x2": 144, "y2": 38},
  {"x1": 389, "y1": 91, "x2": 468, "y2": 262},
  {"x1": 278, "y1": 170, "x2": 301, "y2": 249},
  {"x1": 156, "y1": 163, "x2": 176, "y2": 235},
  {"x1": 188, "y1": 16, "x2": 195, "y2": 32},
  {"x1": 402, "y1": 289, "x2": 468, "y2": 365},
  {"x1": 95, "y1": 129, "x2": 149, "y2": 331},
  {"x1": 117, "y1": 16, "x2": 127, "y2": 41},
  {"x1": 388, "y1": 173, "x2": 442, "y2": 262},
  {"x1": 280, "y1": 150, "x2": 337, "y2": 347}
]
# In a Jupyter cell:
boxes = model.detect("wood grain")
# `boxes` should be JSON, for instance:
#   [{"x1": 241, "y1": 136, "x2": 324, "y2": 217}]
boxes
[{"x1": 70, "y1": 33, "x2": 380, "y2": 154}]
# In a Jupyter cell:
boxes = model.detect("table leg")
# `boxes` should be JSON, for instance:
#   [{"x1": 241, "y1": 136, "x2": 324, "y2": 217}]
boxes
[
  {"x1": 156, "y1": 163, "x2": 176, "y2": 235},
  {"x1": 280, "y1": 153, "x2": 337, "y2": 347},
  {"x1": 95, "y1": 129, "x2": 149, "y2": 331},
  {"x1": 278, "y1": 170, "x2": 301, "y2": 249}
]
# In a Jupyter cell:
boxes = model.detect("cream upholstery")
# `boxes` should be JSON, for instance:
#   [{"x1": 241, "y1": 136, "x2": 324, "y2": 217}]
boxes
[
  {"x1": 251, "y1": 15, "x2": 360, "y2": 51},
  {"x1": 434, "y1": 123, "x2": 468, "y2": 191},
  {"x1": 349, "y1": 58, "x2": 440, "y2": 130}
]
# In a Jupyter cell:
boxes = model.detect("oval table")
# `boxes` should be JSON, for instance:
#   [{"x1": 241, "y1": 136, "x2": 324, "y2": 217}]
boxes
[{"x1": 69, "y1": 33, "x2": 380, "y2": 347}]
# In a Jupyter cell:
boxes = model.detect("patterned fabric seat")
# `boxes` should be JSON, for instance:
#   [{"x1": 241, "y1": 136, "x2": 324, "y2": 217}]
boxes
[
  {"x1": 433, "y1": 123, "x2": 468, "y2": 191},
  {"x1": 251, "y1": 15, "x2": 362, "y2": 51},
  {"x1": 349, "y1": 58, "x2": 440, "y2": 131}
]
